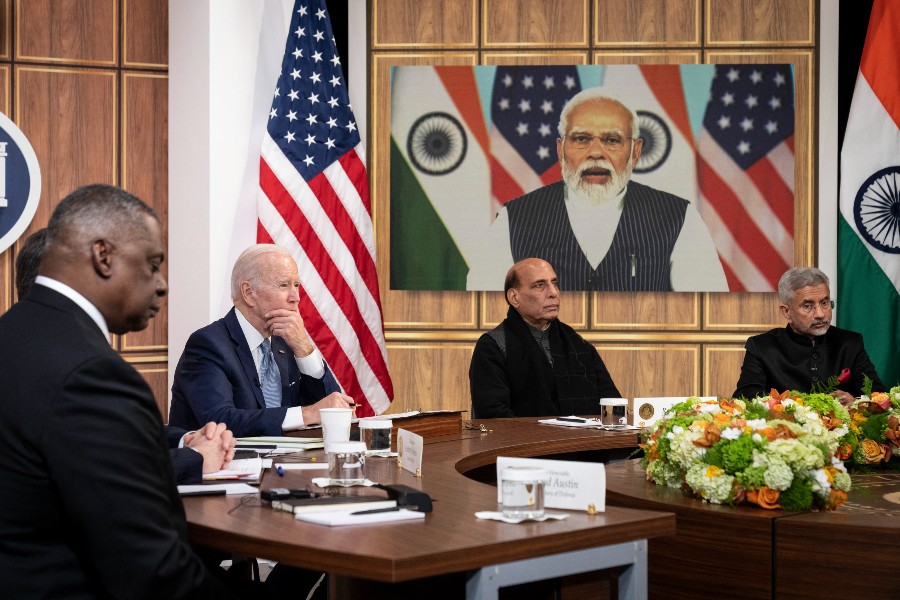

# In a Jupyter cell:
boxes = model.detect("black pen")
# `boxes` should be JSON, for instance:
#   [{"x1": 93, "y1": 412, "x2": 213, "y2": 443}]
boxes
[
  {"x1": 557, "y1": 417, "x2": 587, "y2": 423},
  {"x1": 350, "y1": 505, "x2": 416, "y2": 516}
]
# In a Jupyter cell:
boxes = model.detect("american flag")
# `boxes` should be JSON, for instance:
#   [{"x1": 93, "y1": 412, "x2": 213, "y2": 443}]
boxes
[
  {"x1": 490, "y1": 66, "x2": 582, "y2": 212},
  {"x1": 257, "y1": 0, "x2": 393, "y2": 417},
  {"x1": 696, "y1": 64, "x2": 795, "y2": 291}
]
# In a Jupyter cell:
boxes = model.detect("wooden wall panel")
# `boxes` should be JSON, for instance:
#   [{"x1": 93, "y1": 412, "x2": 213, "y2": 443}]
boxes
[
  {"x1": 124, "y1": 0, "x2": 168, "y2": 68},
  {"x1": 372, "y1": 0, "x2": 477, "y2": 48},
  {"x1": 599, "y1": 344, "x2": 700, "y2": 400},
  {"x1": 483, "y1": 0, "x2": 588, "y2": 48},
  {"x1": 0, "y1": 0, "x2": 9, "y2": 60},
  {"x1": 15, "y1": 68, "x2": 117, "y2": 226},
  {"x1": 16, "y1": 0, "x2": 117, "y2": 65},
  {"x1": 704, "y1": 344, "x2": 748, "y2": 399},
  {"x1": 593, "y1": 50, "x2": 701, "y2": 64},
  {"x1": 705, "y1": 292, "x2": 782, "y2": 331},
  {"x1": 133, "y1": 361, "x2": 170, "y2": 421},
  {"x1": 0, "y1": 64, "x2": 7, "y2": 111},
  {"x1": 385, "y1": 343, "x2": 474, "y2": 414},
  {"x1": 595, "y1": 0, "x2": 700, "y2": 47},
  {"x1": 121, "y1": 73, "x2": 168, "y2": 352},
  {"x1": 372, "y1": 53, "x2": 481, "y2": 329},
  {"x1": 706, "y1": 0, "x2": 814, "y2": 46},
  {"x1": 594, "y1": 292, "x2": 699, "y2": 330}
]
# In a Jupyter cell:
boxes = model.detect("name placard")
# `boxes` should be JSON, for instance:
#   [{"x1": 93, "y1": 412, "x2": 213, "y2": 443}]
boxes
[
  {"x1": 397, "y1": 428, "x2": 423, "y2": 476},
  {"x1": 496, "y1": 456, "x2": 605, "y2": 512}
]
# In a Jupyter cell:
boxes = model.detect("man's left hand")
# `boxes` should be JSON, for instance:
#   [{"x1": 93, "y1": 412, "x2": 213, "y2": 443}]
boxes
[{"x1": 265, "y1": 308, "x2": 314, "y2": 357}]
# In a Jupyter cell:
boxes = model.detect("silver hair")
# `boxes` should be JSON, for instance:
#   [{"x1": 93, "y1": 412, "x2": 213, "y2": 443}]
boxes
[
  {"x1": 777, "y1": 267, "x2": 830, "y2": 305},
  {"x1": 557, "y1": 88, "x2": 640, "y2": 139},
  {"x1": 46, "y1": 184, "x2": 158, "y2": 247},
  {"x1": 230, "y1": 244, "x2": 294, "y2": 301}
]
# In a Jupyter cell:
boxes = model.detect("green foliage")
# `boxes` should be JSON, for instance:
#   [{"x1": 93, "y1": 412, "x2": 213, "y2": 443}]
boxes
[
  {"x1": 743, "y1": 402, "x2": 770, "y2": 420},
  {"x1": 859, "y1": 412, "x2": 889, "y2": 441},
  {"x1": 811, "y1": 375, "x2": 839, "y2": 395},
  {"x1": 779, "y1": 478, "x2": 814, "y2": 511},
  {"x1": 704, "y1": 445, "x2": 724, "y2": 468},
  {"x1": 735, "y1": 466, "x2": 766, "y2": 490},
  {"x1": 803, "y1": 393, "x2": 847, "y2": 421},
  {"x1": 862, "y1": 374, "x2": 874, "y2": 397},
  {"x1": 718, "y1": 435, "x2": 758, "y2": 474}
]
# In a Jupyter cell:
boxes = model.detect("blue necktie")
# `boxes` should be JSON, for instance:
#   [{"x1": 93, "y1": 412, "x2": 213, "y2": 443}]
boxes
[{"x1": 259, "y1": 338, "x2": 281, "y2": 408}]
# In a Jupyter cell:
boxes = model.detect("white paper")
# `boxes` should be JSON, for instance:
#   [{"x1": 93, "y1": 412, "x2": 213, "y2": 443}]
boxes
[
  {"x1": 474, "y1": 511, "x2": 569, "y2": 524},
  {"x1": 274, "y1": 463, "x2": 329, "y2": 470},
  {"x1": 178, "y1": 483, "x2": 258, "y2": 495},
  {"x1": 202, "y1": 457, "x2": 263, "y2": 481},
  {"x1": 311, "y1": 477, "x2": 377, "y2": 488},
  {"x1": 295, "y1": 508, "x2": 425, "y2": 526}
]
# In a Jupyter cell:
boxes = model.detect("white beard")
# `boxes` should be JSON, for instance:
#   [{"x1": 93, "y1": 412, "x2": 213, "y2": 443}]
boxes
[{"x1": 561, "y1": 155, "x2": 633, "y2": 205}]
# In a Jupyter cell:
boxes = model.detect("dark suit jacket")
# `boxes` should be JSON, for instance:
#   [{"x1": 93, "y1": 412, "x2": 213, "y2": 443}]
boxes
[
  {"x1": 0, "y1": 285, "x2": 231, "y2": 599},
  {"x1": 169, "y1": 307, "x2": 340, "y2": 437},
  {"x1": 166, "y1": 426, "x2": 203, "y2": 485},
  {"x1": 733, "y1": 324, "x2": 886, "y2": 399}
]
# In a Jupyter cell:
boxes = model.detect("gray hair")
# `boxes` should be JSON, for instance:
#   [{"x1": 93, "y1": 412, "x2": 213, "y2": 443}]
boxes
[
  {"x1": 777, "y1": 267, "x2": 830, "y2": 305},
  {"x1": 46, "y1": 184, "x2": 158, "y2": 248},
  {"x1": 230, "y1": 244, "x2": 294, "y2": 301},
  {"x1": 557, "y1": 88, "x2": 640, "y2": 139}
]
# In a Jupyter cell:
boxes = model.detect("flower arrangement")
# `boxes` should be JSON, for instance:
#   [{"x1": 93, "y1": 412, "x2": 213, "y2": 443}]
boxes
[
  {"x1": 640, "y1": 392, "x2": 853, "y2": 511},
  {"x1": 845, "y1": 385, "x2": 900, "y2": 469}
]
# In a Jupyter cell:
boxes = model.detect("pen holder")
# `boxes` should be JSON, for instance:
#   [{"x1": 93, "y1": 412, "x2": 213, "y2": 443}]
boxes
[{"x1": 326, "y1": 441, "x2": 366, "y2": 485}]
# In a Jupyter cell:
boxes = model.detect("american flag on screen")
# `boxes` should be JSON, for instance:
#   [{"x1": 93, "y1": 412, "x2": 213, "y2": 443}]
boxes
[
  {"x1": 257, "y1": 0, "x2": 393, "y2": 416},
  {"x1": 696, "y1": 64, "x2": 795, "y2": 291},
  {"x1": 490, "y1": 66, "x2": 582, "y2": 212}
]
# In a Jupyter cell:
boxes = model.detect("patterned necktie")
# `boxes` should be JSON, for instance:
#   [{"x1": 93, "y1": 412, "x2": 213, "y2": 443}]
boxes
[{"x1": 259, "y1": 338, "x2": 281, "y2": 408}]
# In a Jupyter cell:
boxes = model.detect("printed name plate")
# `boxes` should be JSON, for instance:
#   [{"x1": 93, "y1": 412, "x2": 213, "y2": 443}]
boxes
[
  {"x1": 496, "y1": 456, "x2": 605, "y2": 512},
  {"x1": 397, "y1": 428, "x2": 423, "y2": 476}
]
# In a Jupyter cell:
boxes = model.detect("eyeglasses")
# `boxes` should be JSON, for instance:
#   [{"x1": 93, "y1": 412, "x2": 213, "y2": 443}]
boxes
[
  {"x1": 795, "y1": 299, "x2": 835, "y2": 314},
  {"x1": 565, "y1": 132, "x2": 635, "y2": 151}
]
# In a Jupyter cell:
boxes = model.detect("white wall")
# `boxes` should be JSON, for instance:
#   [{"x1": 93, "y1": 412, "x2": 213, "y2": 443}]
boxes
[{"x1": 168, "y1": 0, "x2": 367, "y2": 400}]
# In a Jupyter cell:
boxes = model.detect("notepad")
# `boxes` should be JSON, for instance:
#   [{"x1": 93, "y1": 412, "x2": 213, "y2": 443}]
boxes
[
  {"x1": 271, "y1": 496, "x2": 396, "y2": 515},
  {"x1": 295, "y1": 508, "x2": 425, "y2": 526}
]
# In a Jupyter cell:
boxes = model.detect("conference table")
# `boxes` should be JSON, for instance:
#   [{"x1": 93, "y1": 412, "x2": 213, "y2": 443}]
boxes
[{"x1": 183, "y1": 417, "x2": 675, "y2": 599}]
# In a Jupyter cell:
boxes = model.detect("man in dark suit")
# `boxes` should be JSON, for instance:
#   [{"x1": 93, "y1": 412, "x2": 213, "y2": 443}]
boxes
[
  {"x1": 733, "y1": 267, "x2": 885, "y2": 404},
  {"x1": 0, "y1": 184, "x2": 235, "y2": 598},
  {"x1": 13, "y1": 227, "x2": 236, "y2": 485},
  {"x1": 466, "y1": 89, "x2": 727, "y2": 292},
  {"x1": 169, "y1": 244, "x2": 353, "y2": 437},
  {"x1": 470, "y1": 258, "x2": 621, "y2": 418}
]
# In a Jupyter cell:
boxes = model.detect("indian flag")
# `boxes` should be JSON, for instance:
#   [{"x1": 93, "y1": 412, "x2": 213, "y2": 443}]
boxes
[
  {"x1": 838, "y1": 0, "x2": 900, "y2": 388},
  {"x1": 390, "y1": 66, "x2": 491, "y2": 290}
]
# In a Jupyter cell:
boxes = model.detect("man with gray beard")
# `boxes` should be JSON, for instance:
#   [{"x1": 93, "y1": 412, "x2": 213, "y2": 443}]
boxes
[{"x1": 467, "y1": 89, "x2": 726, "y2": 291}]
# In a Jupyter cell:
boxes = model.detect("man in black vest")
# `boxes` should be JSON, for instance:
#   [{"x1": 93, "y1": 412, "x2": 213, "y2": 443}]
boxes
[
  {"x1": 733, "y1": 267, "x2": 885, "y2": 404},
  {"x1": 469, "y1": 258, "x2": 621, "y2": 418},
  {"x1": 467, "y1": 89, "x2": 726, "y2": 292}
]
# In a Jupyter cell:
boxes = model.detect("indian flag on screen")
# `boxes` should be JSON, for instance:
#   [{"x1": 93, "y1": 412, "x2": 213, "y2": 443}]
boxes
[
  {"x1": 390, "y1": 66, "x2": 491, "y2": 290},
  {"x1": 838, "y1": 0, "x2": 900, "y2": 388}
]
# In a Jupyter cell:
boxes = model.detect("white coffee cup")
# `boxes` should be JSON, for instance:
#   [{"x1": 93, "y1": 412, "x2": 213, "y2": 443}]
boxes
[{"x1": 319, "y1": 407, "x2": 353, "y2": 445}]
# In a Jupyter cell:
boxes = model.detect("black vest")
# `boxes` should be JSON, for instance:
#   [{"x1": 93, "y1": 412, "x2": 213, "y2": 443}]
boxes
[{"x1": 506, "y1": 180, "x2": 688, "y2": 291}]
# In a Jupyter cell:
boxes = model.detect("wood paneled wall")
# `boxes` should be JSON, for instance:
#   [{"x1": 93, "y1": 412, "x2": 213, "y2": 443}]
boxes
[
  {"x1": 0, "y1": 1, "x2": 819, "y2": 419},
  {"x1": 0, "y1": 0, "x2": 170, "y2": 417},
  {"x1": 371, "y1": 0, "x2": 818, "y2": 416}
]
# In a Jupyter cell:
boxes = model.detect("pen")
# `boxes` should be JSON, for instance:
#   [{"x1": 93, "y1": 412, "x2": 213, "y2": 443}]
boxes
[
  {"x1": 350, "y1": 506, "x2": 416, "y2": 516},
  {"x1": 347, "y1": 403, "x2": 358, "y2": 408},
  {"x1": 276, "y1": 466, "x2": 285, "y2": 477},
  {"x1": 558, "y1": 417, "x2": 587, "y2": 423},
  {"x1": 180, "y1": 489, "x2": 227, "y2": 497}
]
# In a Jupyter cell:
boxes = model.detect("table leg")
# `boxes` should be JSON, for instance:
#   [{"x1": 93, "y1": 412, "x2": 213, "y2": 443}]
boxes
[{"x1": 465, "y1": 539, "x2": 648, "y2": 600}]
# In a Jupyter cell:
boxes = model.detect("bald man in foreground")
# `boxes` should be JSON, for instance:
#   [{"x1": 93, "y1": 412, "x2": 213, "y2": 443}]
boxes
[{"x1": 469, "y1": 258, "x2": 621, "y2": 418}]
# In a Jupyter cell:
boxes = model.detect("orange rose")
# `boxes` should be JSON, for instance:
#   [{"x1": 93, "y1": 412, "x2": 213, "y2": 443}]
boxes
[
  {"x1": 692, "y1": 422, "x2": 722, "y2": 448},
  {"x1": 827, "y1": 489, "x2": 848, "y2": 509},
  {"x1": 862, "y1": 439, "x2": 889, "y2": 464},
  {"x1": 774, "y1": 424, "x2": 798, "y2": 440},
  {"x1": 757, "y1": 427, "x2": 777, "y2": 442},
  {"x1": 835, "y1": 442, "x2": 853, "y2": 461},
  {"x1": 820, "y1": 412, "x2": 843, "y2": 430},
  {"x1": 746, "y1": 486, "x2": 781, "y2": 509},
  {"x1": 886, "y1": 416, "x2": 900, "y2": 447},
  {"x1": 871, "y1": 392, "x2": 891, "y2": 413}
]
